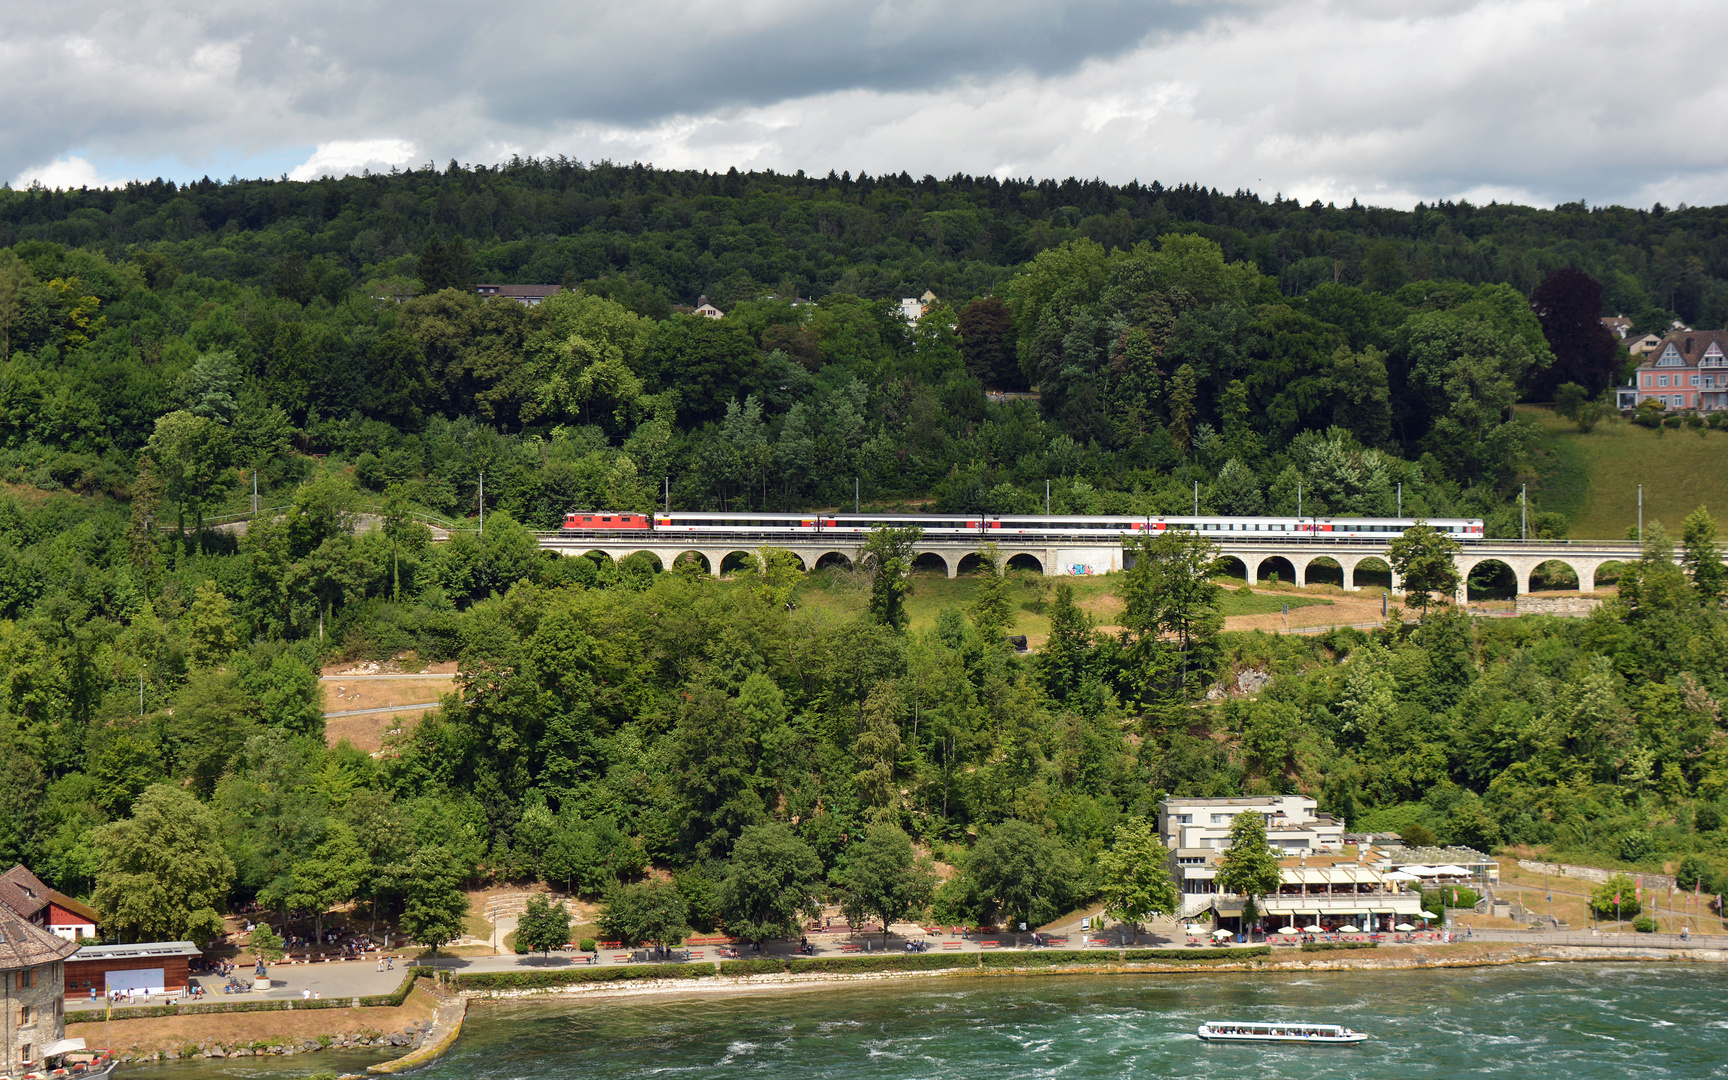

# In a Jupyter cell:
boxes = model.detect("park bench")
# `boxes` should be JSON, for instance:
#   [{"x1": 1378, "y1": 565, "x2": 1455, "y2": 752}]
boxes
[
  {"x1": 979, "y1": 940, "x2": 1001, "y2": 949},
  {"x1": 613, "y1": 954, "x2": 633, "y2": 963},
  {"x1": 840, "y1": 943, "x2": 862, "y2": 952},
  {"x1": 941, "y1": 942, "x2": 963, "y2": 950},
  {"x1": 598, "y1": 941, "x2": 622, "y2": 949}
]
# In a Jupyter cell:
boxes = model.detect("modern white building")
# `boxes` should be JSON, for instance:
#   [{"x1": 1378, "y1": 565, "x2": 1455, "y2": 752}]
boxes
[
  {"x1": 1171, "y1": 848, "x2": 1424, "y2": 928},
  {"x1": 1156, "y1": 796, "x2": 1345, "y2": 855}
]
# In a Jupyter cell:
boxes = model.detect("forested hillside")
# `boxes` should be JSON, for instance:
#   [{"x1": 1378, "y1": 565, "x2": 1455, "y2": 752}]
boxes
[{"x1": 1, "y1": 162, "x2": 1726, "y2": 948}]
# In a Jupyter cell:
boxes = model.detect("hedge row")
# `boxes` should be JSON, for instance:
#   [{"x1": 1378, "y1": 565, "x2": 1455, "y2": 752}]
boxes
[
  {"x1": 65, "y1": 971, "x2": 420, "y2": 1024},
  {"x1": 1122, "y1": 946, "x2": 1270, "y2": 961},
  {"x1": 718, "y1": 958, "x2": 792, "y2": 976},
  {"x1": 455, "y1": 964, "x2": 711, "y2": 990},
  {"x1": 980, "y1": 950, "x2": 1115, "y2": 968},
  {"x1": 787, "y1": 954, "x2": 982, "y2": 974},
  {"x1": 1299, "y1": 941, "x2": 1379, "y2": 952}
]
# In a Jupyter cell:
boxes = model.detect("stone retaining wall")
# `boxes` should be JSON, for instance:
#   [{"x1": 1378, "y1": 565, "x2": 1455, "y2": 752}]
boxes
[
  {"x1": 1517, "y1": 859, "x2": 1674, "y2": 891},
  {"x1": 1513, "y1": 596, "x2": 1603, "y2": 617}
]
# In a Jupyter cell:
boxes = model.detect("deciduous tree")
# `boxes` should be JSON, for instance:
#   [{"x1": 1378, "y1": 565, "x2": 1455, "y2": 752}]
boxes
[
  {"x1": 717, "y1": 822, "x2": 823, "y2": 943},
  {"x1": 92, "y1": 784, "x2": 235, "y2": 945},
  {"x1": 1096, "y1": 817, "x2": 1178, "y2": 941},
  {"x1": 832, "y1": 823, "x2": 935, "y2": 944},
  {"x1": 401, "y1": 845, "x2": 470, "y2": 960},
  {"x1": 1529, "y1": 267, "x2": 1621, "y2": 399},
  {"x1": 861, "y1": 525, "x2": 923, "y2": 631},
  {"x1": 599, "y1": 880, "x2": 689, "y2": 948},
  {"x1": 1388, "y1": 522, "x2": 1462, "y2": 620},
  {"x1": 516, "y1": 893, "x2": 572, "y2": 956},
  {"x1": 286, "y1": 824, "x2": 367, "y2": 944},
  {"x1": 1214, "y1": 811, "x2": 1282, "y2": 934}
]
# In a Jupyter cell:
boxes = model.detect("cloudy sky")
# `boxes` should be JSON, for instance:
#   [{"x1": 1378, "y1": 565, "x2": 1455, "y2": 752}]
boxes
[{"x1": 7, "y1": 0, "x2": 1726, "y2": 210}]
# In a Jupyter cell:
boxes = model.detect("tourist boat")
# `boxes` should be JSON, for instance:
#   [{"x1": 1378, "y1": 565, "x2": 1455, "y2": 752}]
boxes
[{"x1": 1196, "y1": 1020, "x2": 1366, "y2": 1045}]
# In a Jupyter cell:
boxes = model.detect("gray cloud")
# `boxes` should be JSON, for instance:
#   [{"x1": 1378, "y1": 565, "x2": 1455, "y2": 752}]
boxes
[
  {"x1": 0, "y1": 0, "x2": 1227, "y2": 177},
  {"x1": 7, "y1": 0, "x2": 1728, "y2": 213}
]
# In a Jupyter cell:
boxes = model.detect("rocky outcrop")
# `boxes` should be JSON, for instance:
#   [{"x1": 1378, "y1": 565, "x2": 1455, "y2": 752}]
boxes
[{"x1": 1206, "y1": 668, "x2": 1274, "y2": 701}]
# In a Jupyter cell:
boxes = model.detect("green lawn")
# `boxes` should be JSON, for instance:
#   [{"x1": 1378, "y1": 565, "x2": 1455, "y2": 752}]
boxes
[{"x1": 1523, "y1": 406, "x2": 1728, "y2": 539}]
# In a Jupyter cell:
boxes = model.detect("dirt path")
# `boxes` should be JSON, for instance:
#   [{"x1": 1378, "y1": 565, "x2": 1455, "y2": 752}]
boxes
[{"x1": 322, "y1": 666, "x2": 459, "y2": 751}]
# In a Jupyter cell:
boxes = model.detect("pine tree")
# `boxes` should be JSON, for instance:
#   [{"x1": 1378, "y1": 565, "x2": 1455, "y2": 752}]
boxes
[
  {"x1": 967, "y1": 542, "x2": 1014, "y2": 643},
  {"x1": 1037, "y1": 581, "x2": 1095, "y2": 700}
]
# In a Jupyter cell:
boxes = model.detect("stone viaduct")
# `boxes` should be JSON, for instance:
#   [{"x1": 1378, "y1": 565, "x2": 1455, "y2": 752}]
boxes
[{"x1": 537, "y1": 533, "x2": 1668, "y2": 603}]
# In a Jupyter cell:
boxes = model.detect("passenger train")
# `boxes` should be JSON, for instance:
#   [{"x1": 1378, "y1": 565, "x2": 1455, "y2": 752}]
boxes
[{"x1": 559, "y1": 511, "x2": 1485, "y2": 540}]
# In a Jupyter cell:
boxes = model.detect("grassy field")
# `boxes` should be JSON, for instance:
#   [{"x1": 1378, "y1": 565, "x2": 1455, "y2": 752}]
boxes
[
  {"x1": 792, "y1": 568, "x2": 1331, "y2": 646},
  {"x1": 1523, "y1": 406, "x2": 1728, "y2": 538}
]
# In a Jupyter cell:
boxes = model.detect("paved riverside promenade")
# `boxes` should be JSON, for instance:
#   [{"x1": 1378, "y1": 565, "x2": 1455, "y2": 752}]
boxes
[
  {"x1": 370, "y1": 923, "x2": 1728, "y2": 981},
  {"x1": 63, "y1": 955, "x2": 412, "y2": 1011},
  {"x1": 66, "y1": 923, "x2": 1728, "y2": 1012}
]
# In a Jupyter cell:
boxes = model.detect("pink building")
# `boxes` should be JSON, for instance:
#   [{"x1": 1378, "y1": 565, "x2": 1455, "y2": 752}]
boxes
[{"x1": 1630, "y1": 330, "x2": 1728, "y2": 412}]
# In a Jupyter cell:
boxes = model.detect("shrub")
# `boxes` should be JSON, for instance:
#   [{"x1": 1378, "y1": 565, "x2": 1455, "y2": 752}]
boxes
[
  {"x1": 578, "y1": 938, "x2": 596, "y2": 952},
  {"x1": 1633, "y1": 915, "x2": 1658, "y2": 933},
  {"x1": 1421, "y1": 885, "x2": 1479, "y2": 912},
  {"x1": 786, "y1": 954, "x2": 980, "y2": 974},
  {"x1": 454, "y1": 965, "x2": 711, "y2": 990},
  {"x1": 1299, "y1": 941, "x2": 1378, "y2": 952},
  {"x1": 979, "y1": 950, "x2": 1115, "y2": 968},
  {"x1": 1617, "y1": 829, "x2": 1654, "y2": 863},
  {"x1": 1695, "y1": 804, "x2": 1723, "y2": 834},
  {"x1": 719, "y1": 958, "x2": 790, "y2": 976},
  {"x1": 1123, "y1": 946, "x2": 1269, "y2": 961},
  {"x1": 1589, "y1": 873, "x2": 1642, "y2": 920},
  {"x1": 1400, "y1": 823, "x2": 1439, "y2": 848},
  {"x1": 1676, "y1": 855, "x2": 1714, "y2": 893}
]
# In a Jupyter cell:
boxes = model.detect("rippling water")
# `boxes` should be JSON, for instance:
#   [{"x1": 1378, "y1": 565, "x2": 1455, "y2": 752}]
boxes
[{"x1": 129, "y1": 964, "x2": 1728, "y2": 1080}]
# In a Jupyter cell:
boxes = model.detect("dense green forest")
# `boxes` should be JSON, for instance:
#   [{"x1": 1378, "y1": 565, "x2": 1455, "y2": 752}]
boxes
[{"x1": 1, "y1": 162, "x2": 1726, "y2": 947}]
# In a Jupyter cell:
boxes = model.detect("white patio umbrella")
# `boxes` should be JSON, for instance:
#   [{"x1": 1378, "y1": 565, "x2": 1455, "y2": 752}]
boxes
[
  {"x1": 1212, "y1": 928, "x2": 1235, "y2": 939},
  {"x1": 1384, "y1": 870, "x2": 1422, "y2": 882},
  {"x1": 1394, "y1": 923, "x2": 1416, "y2": 931},
  {"x1": 1336, "y1": 924, "x2": 1361, "y2": 933},
  {"x1": 1303, "y1": 924, "x2": 1324, "y2": 933},
  {"x1": 1276, "y1": 926, "x2": 1300, "y2": 935},
  {"x1": 1419, "y1": 909, "x2": 1438, "y2": 919},
  {"x1": 1400, "y1": 865, "x2": 1434, "y2": 876},
  {"x1": 1184, "y1": 924, "x2": 1208, "y2": 935},
  {"x1": 1433, "y1": 864, "x2": 1470, "y2": 877}
]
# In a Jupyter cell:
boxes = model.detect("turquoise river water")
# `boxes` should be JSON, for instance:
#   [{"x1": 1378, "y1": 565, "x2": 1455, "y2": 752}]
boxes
[{"x1": 124, "y1": 963, "x2": 1728, "y2": 1080}]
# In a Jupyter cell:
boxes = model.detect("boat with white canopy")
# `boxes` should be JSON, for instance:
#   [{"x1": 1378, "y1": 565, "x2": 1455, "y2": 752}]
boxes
[{"x1": 1197, "y1": 1021, "x2": 1366, "y2": 1045}]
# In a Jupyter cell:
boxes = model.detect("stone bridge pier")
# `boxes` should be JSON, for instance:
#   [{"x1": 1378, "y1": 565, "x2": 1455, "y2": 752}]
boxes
[{"x1": 535, "y1": 535, "x2": 1658, "y2": 597}]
